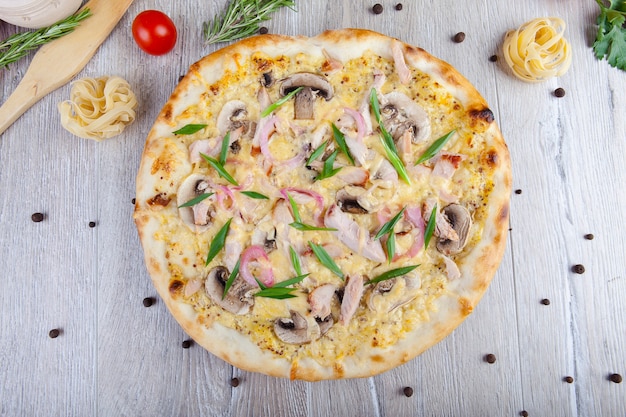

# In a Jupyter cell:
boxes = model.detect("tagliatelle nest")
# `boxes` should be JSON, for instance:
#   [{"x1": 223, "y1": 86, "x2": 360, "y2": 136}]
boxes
[
  {"x1": 502, "y1": 17, "x2": 572, "y2": 82},
  {"x1": 58, "y1": 76, "x2": 138, "y2": 141}
]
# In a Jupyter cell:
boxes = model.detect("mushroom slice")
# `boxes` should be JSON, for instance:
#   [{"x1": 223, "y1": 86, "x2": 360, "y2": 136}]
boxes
[
  {"x1": 216, "y1": 100, "x2": 254, "y2": 137},
  {"x1": 336, "y1": 186, "x2": 382, "y2": 214},
  {"x1": 436, "y1": 204, "x2": 472, "y2": 255},
  {"x1": 274, "y1": 310, "x2": 315, "y2": 344},
  {"x1": 367, "y1": 272, "x2": 421, "y2": 313},
  {"x1": 381, "y1": 91, "x2": 430, "y2": 143},
  {"x1": 177, "y1": 173, "x2": 216, "y2": 232},
  {"x1": 205, "y1": 266, "x2": 255, "y2": 315},
  {"x1": 279, "y1": 73, "x2": 334, "y2": 120},
  {"x1": 316, "y1": 315, "x2": 334, "y2": 336}
]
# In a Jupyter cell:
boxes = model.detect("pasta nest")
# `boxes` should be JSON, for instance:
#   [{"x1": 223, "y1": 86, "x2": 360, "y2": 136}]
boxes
[
  {"x1": 58, "y1": 76, "x2": 138, "y2": 141},
  {"x1": 502, "y1": 17, "x2": 572, "y2": 82}
]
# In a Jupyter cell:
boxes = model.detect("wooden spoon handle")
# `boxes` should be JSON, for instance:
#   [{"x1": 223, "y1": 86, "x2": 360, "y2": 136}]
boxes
[{"x1": 0, "y1": 0, "x2": 135, "y2": 136}]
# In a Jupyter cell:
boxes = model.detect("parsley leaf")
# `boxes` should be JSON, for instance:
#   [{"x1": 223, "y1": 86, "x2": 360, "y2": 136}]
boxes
[{"x1": 593, "y1": 0, "x2": 626, "y2": 71}]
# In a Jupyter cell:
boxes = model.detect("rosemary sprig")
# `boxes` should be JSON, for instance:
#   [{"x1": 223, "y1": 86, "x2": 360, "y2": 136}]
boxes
[
  {"x1": 369, "y1": 89, "x2": 411, "y2": 185},
  {"x1": 173, "y1": 124, "x2": 207, "y2": 135},
  {"x1": 240, "y1": 191, "x2": 269, "y2": 199},
  {"x1": 415, "y1": 130, "x2": 456, "y2": 165},
  {"x1": 331, "y1": 124, "x2": 355, "y2": 166},
  {"x1": 308, "y1": 241, "x2": 344, "y2": 279},
  {"x1": 205, "y1": 218, "x2": 232, "y2": 266},
  {"x1": 222, "y1": 258, "x2": 241, "y2": 299},
  {"x1": 364, "y1": 265, "x2": 420, "y2": 286},
  {"x1": 0, "y1": 9, "x2": 92, "y2": 69},
  {"x1": 200, "y1": 153, "x2": 239, "y2": 186},
  {"x1": 178, "y1": 192, "x2": 214, "y2": 208},
  {"x1": 203, "y1": 0, "x2": 296, "y2": 45},
  {"x1": 423, "y1": 204, "x2": 437, "y2": 250},
  {"x1": 260, "y1": 86, "x2": 303, "y2": 117}
]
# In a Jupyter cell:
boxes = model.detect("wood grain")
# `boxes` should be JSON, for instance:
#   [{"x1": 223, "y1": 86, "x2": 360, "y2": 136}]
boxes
[{"x1": 1, "y1": 1, "x2": 624, "y2": 416}]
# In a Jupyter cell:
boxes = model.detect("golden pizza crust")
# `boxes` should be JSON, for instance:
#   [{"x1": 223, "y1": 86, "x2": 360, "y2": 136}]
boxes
[{"x1": 134, "y1": 29, "x2": 511, "y2": 380}]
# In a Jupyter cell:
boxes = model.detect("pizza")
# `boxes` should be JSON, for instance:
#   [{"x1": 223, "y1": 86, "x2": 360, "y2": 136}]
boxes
[{"x1": 133, "y1": 29, "x2": 511, "y2": 381}]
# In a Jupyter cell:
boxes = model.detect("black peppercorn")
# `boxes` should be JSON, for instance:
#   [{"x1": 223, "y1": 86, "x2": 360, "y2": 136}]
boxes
[
  {"x1": 372, "y1": 3, "x2": 383, "y2": 14},
  {"x1": 88, "y1": 221, "x2": 96, "y2": 228},
  {"x1": 259, "y1": 27, "x2": 268, "y2": 35},
  {"x1": 554, "y1": 88, "x2": 566, "y2": 98},
  {"x1": 143, "y1": 297, "x2": 155, "y2": 307},
  {"x1": 563, "y1": 376, "x2": 574, "y2": 383},
  {"x1": 182, "y1": 339, "x2": 192, "y2": 349},
  {"x1": 49, "y1": 329, "x2": 60, "y2": 338},
  {"x1": 484, "y1": 353, "x2": 496, "y2": 364},
  {"x1": 541, "y1": 298, "x2": 551, "y2": 305},
  {"x1": 609, "y1": 373, "x2": 623, "y2": 383},
  {"x1": 489, "y1": 55, "x2": 498, "y2": 62},
  {"x1": 403, "y1": 386, "x2": 414, "y2": 397},
  {"x1": 31, "y1": 212, "x2": 45, "y2": 222},
  {"x1": 584, "y1": 233, "x2": 594, "y2": 240},
  {"x1": 230, "y1": 377, "x2": 240, "y2": 387},
  {"x1": 571, "y1": 264, "x2": 586, "y2": 274},
  {"x1": 453, "y1": 32, "x2": 466, "y2": 43},
  {"x1": 395, "y1": 3, "x2": 403, "y2": 10}
]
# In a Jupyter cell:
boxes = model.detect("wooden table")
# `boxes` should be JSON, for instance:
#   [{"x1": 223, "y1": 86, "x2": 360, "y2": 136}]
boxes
[{"x1": 1, "y1": 1, "x2": 624, "y2": 416}]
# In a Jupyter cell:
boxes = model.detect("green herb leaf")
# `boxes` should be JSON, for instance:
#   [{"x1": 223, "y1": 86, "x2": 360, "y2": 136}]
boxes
[
  {"x1": 203, "y1": 0, "x2": 296, "y2": 45},
  {"x1": 315, "y1": 149, "x2": 342, "y2": 181},
  {"x1": 254, "y1": 287, "x2": 298, "y2": 299},
  {"x1": 205, "y1": 218, "x2": 232, "y2": 266},
  {"x1": 200, "y1": 153, "x2": 239, "y2": 186},
  {"x1": 222, "y1": 258, "x2": 241, "y2": 300},
  {"x1": 374, "y1": 207, "x2": 406, "y2": 240},
  {"x1": 308, "y1": 241, "x2": 344, "y2": 279},
  {"x1": 306, "y1": 140, "x2": 328, "y2": 166},
  {"x1": 173, "y1": 124, "x2": 208, "y2": 135},
  {"x1": 240, "y1": 191, "x2": 269, "y2": 199},
  {"x1": 178, "y1": 192, "x2": 214, "y2": 208},
  {"x1": 289, "y1": 222, "x2": 337, "y2": 232},
  {"x1": 593, "y1": 0, "x2": 626, "y2": 70},
  {"x1": 219, "y1": 131, "x2": 231, "y2": 165},
  {"x1": 286, "y1": 192, "x2": 302, "y2": 223},
  {"x1": 0, "y1": 9, "x2": 92, "y2": 69},
  {"x1": 386, "y1": 233, "x2": 396, "y2": 264},
  {"x1": 331, "y1": 124, "x2": 355, "y2": 166},
  {"x1": 424, "y1": 205, "x2": 437, "y2": 250},
  {"x1": 415, "y1": 130, "x2": 456, "y2": 165},
  {"x1": 254, "y1": 277, "x2": 267, "y2": 290},
  {"x1": 369, "y1": 89, "x2": 412, "y2": 185},
  {"x1": 365, "y1": 265, "x2": 420, "y2": 285},
  {"x1": 272, "y1": 273, "x2": 309, "y2": 288},
  {"x1": 260, "y1": 86, "x2": 303, "y2": 117},
  {"x1": 289, "y1": 246, "x2": 302, "y2": 276}
]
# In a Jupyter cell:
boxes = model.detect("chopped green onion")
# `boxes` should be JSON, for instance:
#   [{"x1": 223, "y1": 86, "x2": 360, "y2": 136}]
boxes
[
  {"x1": 260, "y1": 86, "x2": 303, "y2": 117},
  {"x1": 254, "y1": 287, "x2": 298, "y2": 299},
  {"x1": 200, "y1": 153, "x2": 239, "y2": 186},
  {"x1": 369, "y1": 89, "x2": 411, "y2": 184},
  {"x1": 177, "y1": 192, "x2": 214, "y2": 208},
  {"x1": 331, "y1": 124, "x2": 355, "y2": 166},
  {"x1": 415, "y1": 130, "x2": 457, "y2": 165},
  {"x1": 205, "y1": 218, "x2": 232, "y2": 266},
  {"x1": 386, "y1": 233, "x2": 396, "y2": 264},
  {"x1": 222, "y1": 258, "x2": 241, "y2": 300},
  {"x1": 315, "y1": 149, "x2": 342, "y2": 181},
  {"x1": 286, "y1": 192, "x2": 302, "y2": 223},
  {"x1": 289, "y1": 222, "x2": 337, "y2": 232},
  {"x1": 289, "y1": 246, "x2": 302, "y2": 276},
  {"x1": 308, "y1": 241, "x2": 344, "y2": 279},
  {"x1": 240, "y1": 191, "x2": 269, "y2": 200},
  {"x1": 374, "y1": 206, "x2": 406, "y2": 240},
  {"x1": 219, "y1": 131, "x2": 231, "y2": 165},
  {"x1": 173, "y1": 124, "x2": 207, "y2": 135},
  {"x1": 306, "y1": 140, "x2": 328, "y2": 166},
  {"x1": 424, "y1": 204, "x2": 437, "y2": 250},
  {"x1": 272, "y1": 273, "x2": 309, "y2": 288},
  {"x1": 364, "y1": 265, "x2": 420, "y2": 285}
]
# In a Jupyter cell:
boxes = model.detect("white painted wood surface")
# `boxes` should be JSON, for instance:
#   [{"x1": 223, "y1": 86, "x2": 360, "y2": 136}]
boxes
[{"x1": 1, "y1": 1, "x2": 624, "y2": 416}]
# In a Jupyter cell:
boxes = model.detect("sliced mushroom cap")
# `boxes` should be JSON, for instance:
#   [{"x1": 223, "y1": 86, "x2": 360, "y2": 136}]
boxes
[
  {"x1": 177, "y1": 173, "x2": 216, "y2": 232},
  {"x1": 279, "y1": 73, "x2": 334, "y2": 120},
  {"x1": 381, "y1": 91, "x2": 430, "y2": 143},
  {"x1": 316, "y1": 315, "x2": 334, "y2": 336},
  {"x1": 367, "y1": 272, "x2": 421, "y2": 313},
  {"x1": 205, "y1": 266, "x2": 255, "y2": 315},
  {"x1": 274, "y1": 310, "x2": 313, "y2": 344},
  {"x1": 336, "y1": 186, "x2": 382, "y2": 214},
  {"x1": 436, "y1": 204, "x2": 472, "y2": 255},
  {"x1": 216, "y1": 100, "x2": 255, "y2": 138}
]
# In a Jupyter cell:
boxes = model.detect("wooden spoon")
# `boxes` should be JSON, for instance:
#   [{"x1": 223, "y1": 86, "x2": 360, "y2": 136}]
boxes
[{"x1": 0, "y1": 0, "x2": 135, "y2": 136}]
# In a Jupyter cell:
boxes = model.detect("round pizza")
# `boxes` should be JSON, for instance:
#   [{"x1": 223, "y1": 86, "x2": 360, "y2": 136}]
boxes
[{"x1": 133, "y1": 29, "x2": 511, "y2": 381}]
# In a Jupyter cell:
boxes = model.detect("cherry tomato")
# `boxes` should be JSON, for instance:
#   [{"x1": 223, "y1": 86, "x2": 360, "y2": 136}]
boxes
[{"x1": 132, "y1": 10, "x2": 177, "y2": 56}]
